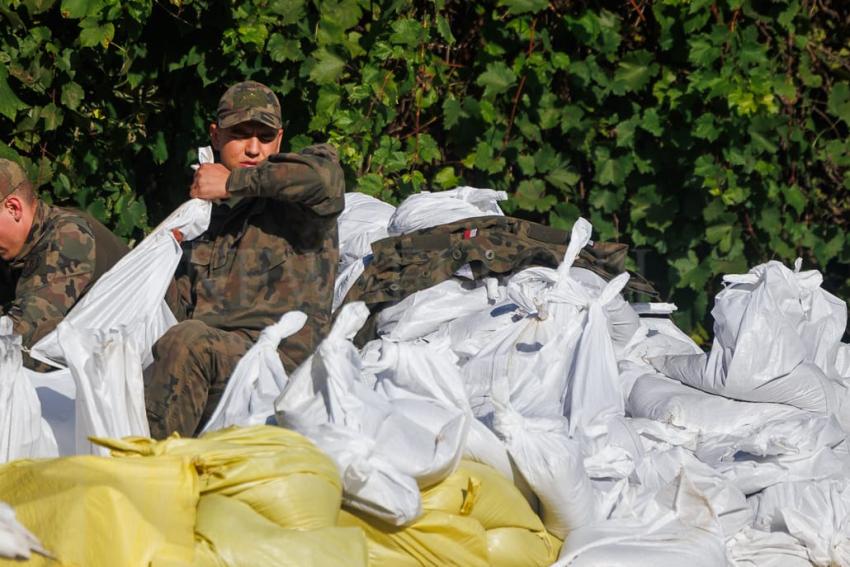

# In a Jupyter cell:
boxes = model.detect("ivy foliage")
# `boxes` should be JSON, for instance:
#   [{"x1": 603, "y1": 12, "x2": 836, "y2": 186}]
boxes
[{"x1": 2, "y1": 0, "x2": 850, "y2": 338}]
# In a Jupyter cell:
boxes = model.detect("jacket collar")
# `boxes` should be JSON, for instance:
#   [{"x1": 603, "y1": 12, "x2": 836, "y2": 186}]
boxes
[{"x1": 11, "y1": 200, "x2": 49, "y2": 269}]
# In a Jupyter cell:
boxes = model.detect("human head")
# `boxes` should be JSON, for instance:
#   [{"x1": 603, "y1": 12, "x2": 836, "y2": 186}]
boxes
[
  {"x1": 209, "y1": 81, "x2": 283, "y2": 171},
  {"x1": 0, "y1": 158, "x2": 37, "y2": 261}
]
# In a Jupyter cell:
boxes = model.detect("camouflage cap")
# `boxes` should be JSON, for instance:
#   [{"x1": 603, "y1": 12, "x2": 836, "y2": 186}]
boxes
[
  {"x1": 216, "y1": 81, "x2": 282, "y2": 129},
  {"x1": 0, "y1": 159, "x2": 28, "y2": 200}
]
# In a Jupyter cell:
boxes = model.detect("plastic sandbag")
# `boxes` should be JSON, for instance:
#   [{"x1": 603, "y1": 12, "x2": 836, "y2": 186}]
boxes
[
  {"x1": 726, "y1": 527, "x2": 811, "y2": 567},
  {"x1": 751, "y1": 479, "x2": 850, "y2": 566},
  {"x1": 0, "y1": 454, "x2": 197, "y2": 567},
  {"x1": 194, "y1": 494, "x2": 368, "y2": 567},
  {"x1": 333, "y1": 192, "x2": 396, "y2": 311},
  {"x1": 553, "y1": 472, "x2": 728, "y2": 567},
  {"x1": 100, "y1": 425, "x2": 343, "y2": 531},
  {"x1": 277, "y1": 303, "x2": 467, "y2": 525},
  {"x1": 0, "y1": 503, "x2": 47, "y2": 561},
  {"x1": 201, "y1": 311, "x2": 307, "y2": 433},
  {"x1": 31, "y1": 192, "x2": 213, "y2": 368},
  {"x1": 375, "y1": 278, "x2": 500, "y2": 342},
  {"x1": 27, "y1": 368, "x2": 75, "y2": 456},
  {"x1": 652, "y1": 260, "x2": 849, "y2": 425},
  {"x1": 387, "y1": 186, "x2": 508, "y2": 236},
  {"x1": 0, "y1": 319, "x2": 57, "y2": 463},
  {"x1": 492, "y1": 408, "x2": 596, "y2": 539},
  {"x1": 627, "y1": 373, "x2": 807, "y2": 437},
  {"x1": 57, "y1": 323, "x2": 149, "y2": 456},
  {"x1": 338, "y1": 508, "x2": 490, "y2": 567}
]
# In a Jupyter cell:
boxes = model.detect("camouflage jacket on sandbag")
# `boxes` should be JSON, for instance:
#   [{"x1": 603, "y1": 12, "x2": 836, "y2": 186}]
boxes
[
  {"x1": 0, "y1": 201, "x2": 129, "y2": 350},
  {"x1": 342, "y1": 215, "x2": 657, "y2": 342},
  {"x1": 167, "y1": 144, "x2": 345, "y2": 371}
]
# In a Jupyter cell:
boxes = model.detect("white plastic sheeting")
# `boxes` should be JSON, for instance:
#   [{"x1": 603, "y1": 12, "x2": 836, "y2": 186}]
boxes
[{"x1": 0, "y1": 318, "x2": 57, "y2": 463}]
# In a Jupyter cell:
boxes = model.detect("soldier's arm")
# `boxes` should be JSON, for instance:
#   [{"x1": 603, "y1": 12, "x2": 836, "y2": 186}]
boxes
[
  {"x1": 225, "y1": 143, "x2": 345, "y2": 217},
  {"x1": 6, "y1": 222, "x2": 95, "y2": 347}
]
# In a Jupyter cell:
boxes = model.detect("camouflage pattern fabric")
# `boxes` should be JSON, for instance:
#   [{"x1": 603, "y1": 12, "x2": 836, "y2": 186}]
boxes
[
  {"x1": 0, "y1": 158, "x2": 28, "y2": 199},
  {"x1": 344, "y1": 215, "x2": 657, "y2": 309},
  {"x1": 342, "y1": 215, "x2": 657, "y2": 345},
  {"x1": 151, "y1": 143, "x2": 344, "y2": 438},
  {"x1": 0, "y1": 202, "x2": 129, "y2": 368},
  {"x1": 145, "y1": 320, "x2": 258, "y2": 439},
  {"x1": 217, "y1": 80, "x2": 282, "y2": 129}
]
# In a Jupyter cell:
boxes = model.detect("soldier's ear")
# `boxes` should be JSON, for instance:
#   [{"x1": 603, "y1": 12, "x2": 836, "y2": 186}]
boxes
[
  {"x1": 4, "y1": 196, "x2": 24, "y2": 222},
  {"x1": 209, "y1": 123, "x2": 221, "y2": 151}
]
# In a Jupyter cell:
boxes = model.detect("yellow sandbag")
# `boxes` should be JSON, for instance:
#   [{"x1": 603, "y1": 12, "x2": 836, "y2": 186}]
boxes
[
  {"x1": 422, "y1": 460, "x2": 545, "y2": 532},
  {"x1": 487, "y1": 527, "x2": 557, "y2": 567},
  {"x1": 0, "y1": 455, "x2": 197, "y2": 567},
  {"x1": 195, "y1": 494, "x2": 367, "y2": 567},
  {"x1": 338, "y1": 508, "x2": 489, "y2": 567},
  {"x1": 97, "y1": 425, "x2": 341, "y2": 529}
]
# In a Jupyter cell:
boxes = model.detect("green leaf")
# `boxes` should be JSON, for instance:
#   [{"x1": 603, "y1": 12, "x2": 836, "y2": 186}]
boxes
[
  {"x1": 827, "y1": 82, "x2": 850, "y2": 125},
  {"x1": 476, "y1": 62, "x2": 516, "y2": 98},
  {"x1": 0, "y1": 66, "x2": 27, "y2": 120},
  {"x1": 443, "y1": 98, "x2": 464, "y2": 129},
  {"x1": 514, "y1": 179, "x2": 556, "y2": 212},
  {"x1": 150, "y1": 131, "x2": 168, "y2": 165},
  {"x1": 357, "y1": 174, "x2": 385, "y2": 196},
  {"x1": 41, "y1": 103, "x2": 63, "y2": 130},
  {"x1": 434, "y1": 166, "x2": 459, "y2": 189},
  {"x1": 60, "y1": 0, "x2": 101, "y2": 19},
  {"x1": 267, "y1": 35, "x2": 302, "y2": 63},
  {"x1": 497, "y1": 0, "x2": 548, "y2": 15},
  {"x1": 60, "y1": 81, "x2": 84, "y2": 110},
  {"x1": 545, "y1": 167, "x2": 580, "y2": 190},
  {"x1": 436, "y1": 15, "x2": 455, "y2": 44},
  {"x1": 78, "y1": 18, "x2": 114, "y2": 48},
  {"x1": 309, "y1": 49, "x2": 346, "y2": 85},
  {"x1": 612, "y1": 51, "x2": 656, "y2": 94}
]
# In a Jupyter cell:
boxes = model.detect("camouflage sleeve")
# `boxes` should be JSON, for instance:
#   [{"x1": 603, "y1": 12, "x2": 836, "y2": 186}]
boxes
[
  {"x1": 225, "y1": 143, "x2": 345, "y2": 217},
  {"x1": 7, "y1": 221, "x2": 96, "y2": 347}
]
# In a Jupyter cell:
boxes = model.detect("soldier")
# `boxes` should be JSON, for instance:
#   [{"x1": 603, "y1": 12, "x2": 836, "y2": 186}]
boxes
[
  {"x1": 0, "y1": 158, "x2": 129, "y2": 368},
  {"x1": 146, "y1": 80, "x2": 345, "y2": 439}
]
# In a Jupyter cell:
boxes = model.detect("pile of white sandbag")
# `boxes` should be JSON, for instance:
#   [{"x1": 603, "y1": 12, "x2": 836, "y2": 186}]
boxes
[{"x1": 7, "y1": 183, "x2": 850, "y2": 566}]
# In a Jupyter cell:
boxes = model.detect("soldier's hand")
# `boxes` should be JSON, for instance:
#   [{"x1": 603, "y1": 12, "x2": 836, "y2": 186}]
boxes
[{"x1": 190, "y1": 163, "x2": 230, "y2": 201}]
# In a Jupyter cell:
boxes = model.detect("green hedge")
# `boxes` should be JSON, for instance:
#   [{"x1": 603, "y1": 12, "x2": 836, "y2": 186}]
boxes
[{"x1": 2, "y1": 0, "x2": 849, "y2": 340}]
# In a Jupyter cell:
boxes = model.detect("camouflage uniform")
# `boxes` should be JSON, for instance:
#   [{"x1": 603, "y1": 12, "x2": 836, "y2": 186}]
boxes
[
  {"x1": 0, "y1": 160, "x2": 129, "y2": 368},
  {"x1": 146, "y1": 82, "x2": 345, "y2": 439},
  {"x1": 343, "y1": 215, "x2": 657, "y2": 344}
]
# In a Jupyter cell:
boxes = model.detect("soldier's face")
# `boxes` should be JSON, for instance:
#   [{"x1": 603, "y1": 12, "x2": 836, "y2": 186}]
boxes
[
  {"x1": 210, "y1": 121, "x2": 283, "y2": 171},
  {"x1": 0, "y1": 196, "x2": 29, "y2": 260}
]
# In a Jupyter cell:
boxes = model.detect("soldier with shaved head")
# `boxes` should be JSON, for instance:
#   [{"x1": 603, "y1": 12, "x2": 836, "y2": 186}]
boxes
[
  {"x1": 147, "y1": 80, "x2": 345, "y2": 438},
  {"x1": 0, "y1": 158, "x2": 128, "y2": 368}
]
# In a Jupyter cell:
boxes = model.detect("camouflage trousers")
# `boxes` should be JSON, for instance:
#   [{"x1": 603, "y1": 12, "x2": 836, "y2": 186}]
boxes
[{"x1": 144, "y1": 320, "x2": 294, "y2": 439}]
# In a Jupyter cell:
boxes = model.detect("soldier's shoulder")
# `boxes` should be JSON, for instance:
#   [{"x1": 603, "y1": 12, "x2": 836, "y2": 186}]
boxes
[{"x1": 43, "y1": 207, "x2": 96, "y2": 258}]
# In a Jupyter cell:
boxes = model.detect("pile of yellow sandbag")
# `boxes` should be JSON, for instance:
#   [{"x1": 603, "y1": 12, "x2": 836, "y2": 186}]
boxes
[{"x1": 0, "y1": 426, "x2": 560, "y2": 567}]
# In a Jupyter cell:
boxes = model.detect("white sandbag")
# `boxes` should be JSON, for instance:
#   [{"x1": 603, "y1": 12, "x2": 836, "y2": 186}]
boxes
[
  {"x1": 651, "y1": 260, "x2": 849, "y2": 425},
  {"x1": 57, "y1": 323, "x2": 149, "y2": 456},
  {"x1": 632, "y1": 446, "x2": 751, "y2": 537},
  {"x1": 0, "y1": 319, "x2": 57, "y2": 463},
  {"x1": 337, "y1": 192, "x2": 395, "y2": 265},
  {"x1": 201, "y1": 311, "x2": 307, "y2": 433},
  {"x1": 333, "y1": 193, "x2": 396, "y2": 311},
  {"x1": 362, "y1": 336, "x2": 509, "y2": 479},
  {"x1": 569, "y1": 267, "x2": 640, "y2": 352},
  {"x1": 627, "y1": 373, "x2": 807, "y2": 437},
  {"x1": 276, "y1": 302, "x2": 466, "y2": 525},
  {"x1": 28, "y1": 368, "x2": 75, "y2": 456},
  {"x1": 714, "y1": 416, "x2": 850, "y2": 495},
  {"x1": 751, "y1": 479, "x2": 850, "y2": 566},
  {"x1": 31, "y1": 150, "x2": 214, "y2": 368},
  {"x1": 375, "y1": 278, "x2": 500, "y2": 342},
  {"x1": 553, "y1": 472, "x2": 728, "y2": 567},
  {"x1": 387, "y1": 186, "x2": 507, "y2": 235},
  {"x1": 0, "y1": 502, "x2": 48, "y2": 560},
  {"x1": 726, "y1": 527, "x2": 811, "y2": 567},
  {"x1": 492, "y1": 405, "x2": 596, "y2": 538}
]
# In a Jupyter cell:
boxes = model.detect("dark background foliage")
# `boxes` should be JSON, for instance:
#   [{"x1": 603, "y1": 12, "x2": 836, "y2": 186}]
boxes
[{"x1": 2, "y1": 0, "x2": 850, "y2": 341}]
